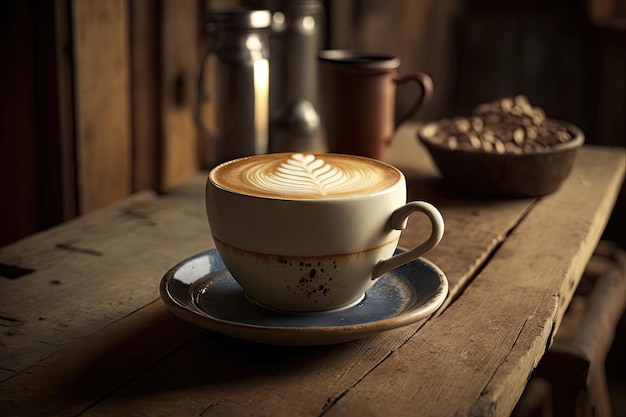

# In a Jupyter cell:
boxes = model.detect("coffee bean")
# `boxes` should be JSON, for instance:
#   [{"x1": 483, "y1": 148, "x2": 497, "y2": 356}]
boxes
[
  {"x1": 500, "y1": 98, "x2": 514, "y2": 112},
  {"x1": 423, "y1": 96, "x2": 576, "y2": 154},
  {"x1": 483, "y1": 130, "x2": 495, "y2": 143},
  {"x1": 513, "y1": 128, "x2": 525, "y2": 146},
  {"x1": 468, "y1": 133, "x2": 482, "y2": 149},
  {"x1": 494, "y1": 139, "x2": 506, "y2": 154},
  {"x1": 454, "y1": 118, "x2": 471, "y2": 133},
  {"x1": 471, "y1": 117, "x2": 484, "y2": 132}
]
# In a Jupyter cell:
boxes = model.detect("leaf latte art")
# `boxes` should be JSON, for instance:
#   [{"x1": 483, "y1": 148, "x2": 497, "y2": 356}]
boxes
[
  {"x1": 247, "y1": 154, "x2": 379, "y2": 197},
  {"x1": 210, "y1": 153, "x2": 402, "y2": 199}
]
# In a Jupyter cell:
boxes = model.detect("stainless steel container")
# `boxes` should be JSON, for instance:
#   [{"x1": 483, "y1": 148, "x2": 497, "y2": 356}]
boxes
[
  {"x1": 196, "y1": 9, "x2": 271, "y2": 163},
  {"x1": 268, "y1": 0, "x2": 324, "y2": 152},
  {"x1": 245, "y1": 0, "x2": 324, "y2": 152},
  {"x1": 268, "y1": 0, "x2": 323, "y2": 110}
]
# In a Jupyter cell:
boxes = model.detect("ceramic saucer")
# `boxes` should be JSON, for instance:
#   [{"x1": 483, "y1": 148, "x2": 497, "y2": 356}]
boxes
[{"x1": 160, "y1": 249, "x2": 448, "y2": 346}]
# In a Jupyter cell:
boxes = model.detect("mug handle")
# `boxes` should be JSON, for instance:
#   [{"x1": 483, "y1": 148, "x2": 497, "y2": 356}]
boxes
[
  {"x1": 371, "y1": 201, "x2": 444, "y2": 280},
  {"x1": 394, "y1": 72, "x2": 434, "y2": 127}
]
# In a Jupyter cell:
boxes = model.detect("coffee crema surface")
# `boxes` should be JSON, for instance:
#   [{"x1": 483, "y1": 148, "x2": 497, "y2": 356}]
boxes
[{"x1": 210, "y1": 153, "x2": 402, "y2": 199}]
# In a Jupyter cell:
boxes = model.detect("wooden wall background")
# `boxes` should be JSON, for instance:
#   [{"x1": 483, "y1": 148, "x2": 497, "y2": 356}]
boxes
[
  {"x1": 1, "y1": 0, "x2": 624, "y2": 246},
  {"x1": 1, "y1": 0, "x2": 215, "y2": 246}
]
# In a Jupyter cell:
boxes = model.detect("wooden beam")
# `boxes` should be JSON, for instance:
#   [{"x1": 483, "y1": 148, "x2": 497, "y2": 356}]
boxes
[
  {"x1": 130, "y1": 0, "x2": 160, "y2": 192},
  {"x1": 159, "y1": 0, "x2": 200, "y2": 189},
  {"x1": 0, "y1": 1, "x2": 40, "y2": 245},
  {"x1": 72, "y1": 0, "x2": 132, "y2": 212}
]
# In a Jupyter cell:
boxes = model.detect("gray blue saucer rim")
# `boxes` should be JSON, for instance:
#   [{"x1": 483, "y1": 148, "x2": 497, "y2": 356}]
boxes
[{"x1": 160, "y1": 249, "x2": 448, "y2": 346}]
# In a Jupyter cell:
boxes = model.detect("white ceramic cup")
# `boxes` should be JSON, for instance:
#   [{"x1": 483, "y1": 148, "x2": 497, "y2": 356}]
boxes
[{"x1": 206, "y1": 153, "x2": 444, "y2": 313}]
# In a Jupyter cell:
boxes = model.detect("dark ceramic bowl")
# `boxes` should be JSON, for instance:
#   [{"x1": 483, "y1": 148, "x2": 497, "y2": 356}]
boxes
[{"x1": 416, "y1": 119, "x2": 585, "y2": 197}]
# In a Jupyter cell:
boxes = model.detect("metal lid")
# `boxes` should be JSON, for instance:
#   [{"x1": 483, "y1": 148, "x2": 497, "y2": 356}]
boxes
[{"x1": 206, "y1": 9, "x2": 272, "y2": 31}]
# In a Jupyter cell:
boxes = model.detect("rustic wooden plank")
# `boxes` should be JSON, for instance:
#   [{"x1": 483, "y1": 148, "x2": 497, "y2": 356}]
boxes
[
  {"x1": 72, "y1": 0, "x2": 132, "y2": 212},
  {"x1": 1, "y1": 117, "x2": 622, "y2": 416},
  {"x1": 320, "y1": 146, "x2": 625, "y2": 417},
  {"x1": 321, "y1": 293, "x2": 557, "y2": 417},
  {"x1": 9, "y1": 149, "x2": 618, "y2": 417},
  {"x1": 159, "y1": 0, "x2": 200, "y2": 189},
  {"x1": 469, "y1": 147, "x2": 625, "y2": 416},
  {"x1": 0, "y1": 301, "x2": 203, "y2": 417},
  {"x1": 129, "y1": 0, "x2": 159, "y2": 191},
  {"x1": 1, "y1": 305, "x2": 423, "y2": 417},
  {"x1": 0, "y1": 175, "x2": 210, "y2": 378}
]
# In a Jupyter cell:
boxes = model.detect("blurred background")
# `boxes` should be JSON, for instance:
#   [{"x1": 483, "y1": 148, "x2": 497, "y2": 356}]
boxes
[
  {"x1": 1, "y1": 0, "x2": 624, "y2": 247},
  {"x1": 1, "y1": 0, "x2": 625, "y2": 413}
]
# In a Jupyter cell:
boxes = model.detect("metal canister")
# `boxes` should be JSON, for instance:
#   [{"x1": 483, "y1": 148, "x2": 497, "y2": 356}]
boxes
[
  {"x1": 196, "y1": 9, "x2": 271, "y2": 164},
  {"x1": 269, "y1": 0, "x2": 323, "y2": 110},
  {"x1": 245, "y1": 0, "x2": 324, "y2": 152},
  {"x1": 270, "y1": 0, "x2": 324, "y2": 152}
]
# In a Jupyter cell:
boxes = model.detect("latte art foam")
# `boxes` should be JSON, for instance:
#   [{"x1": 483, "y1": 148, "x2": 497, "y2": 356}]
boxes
[
  {"x1": 211, "y1": 153, "x2": 402, "y2": 199},
  {"x1": 248, "y1": 154, "x2": 378, "y2": 197}
]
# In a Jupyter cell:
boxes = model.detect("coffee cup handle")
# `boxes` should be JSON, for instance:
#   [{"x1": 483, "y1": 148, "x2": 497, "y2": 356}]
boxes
[
  {"x1": 371, "y1": 201, "x2": 444, "y2": 280},
  {"x1": 394, "y1": 72, "x2": 434, "y2": 127}
]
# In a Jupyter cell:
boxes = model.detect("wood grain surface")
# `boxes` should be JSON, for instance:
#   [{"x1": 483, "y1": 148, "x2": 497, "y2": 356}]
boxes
[{"x1": 0, "y1": 123, "x2": 623, "y2": 417}]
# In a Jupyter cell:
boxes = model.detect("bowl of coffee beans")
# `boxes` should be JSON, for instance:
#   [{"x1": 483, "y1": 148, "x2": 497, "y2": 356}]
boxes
[{"x1": 417, "y1": 96, "x2": 584, "y2": 197}]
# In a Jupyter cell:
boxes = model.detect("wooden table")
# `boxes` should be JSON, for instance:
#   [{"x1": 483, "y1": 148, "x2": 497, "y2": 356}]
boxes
[{"x1": 1, "y1": 122, "x2": 624, "y2": 417}]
